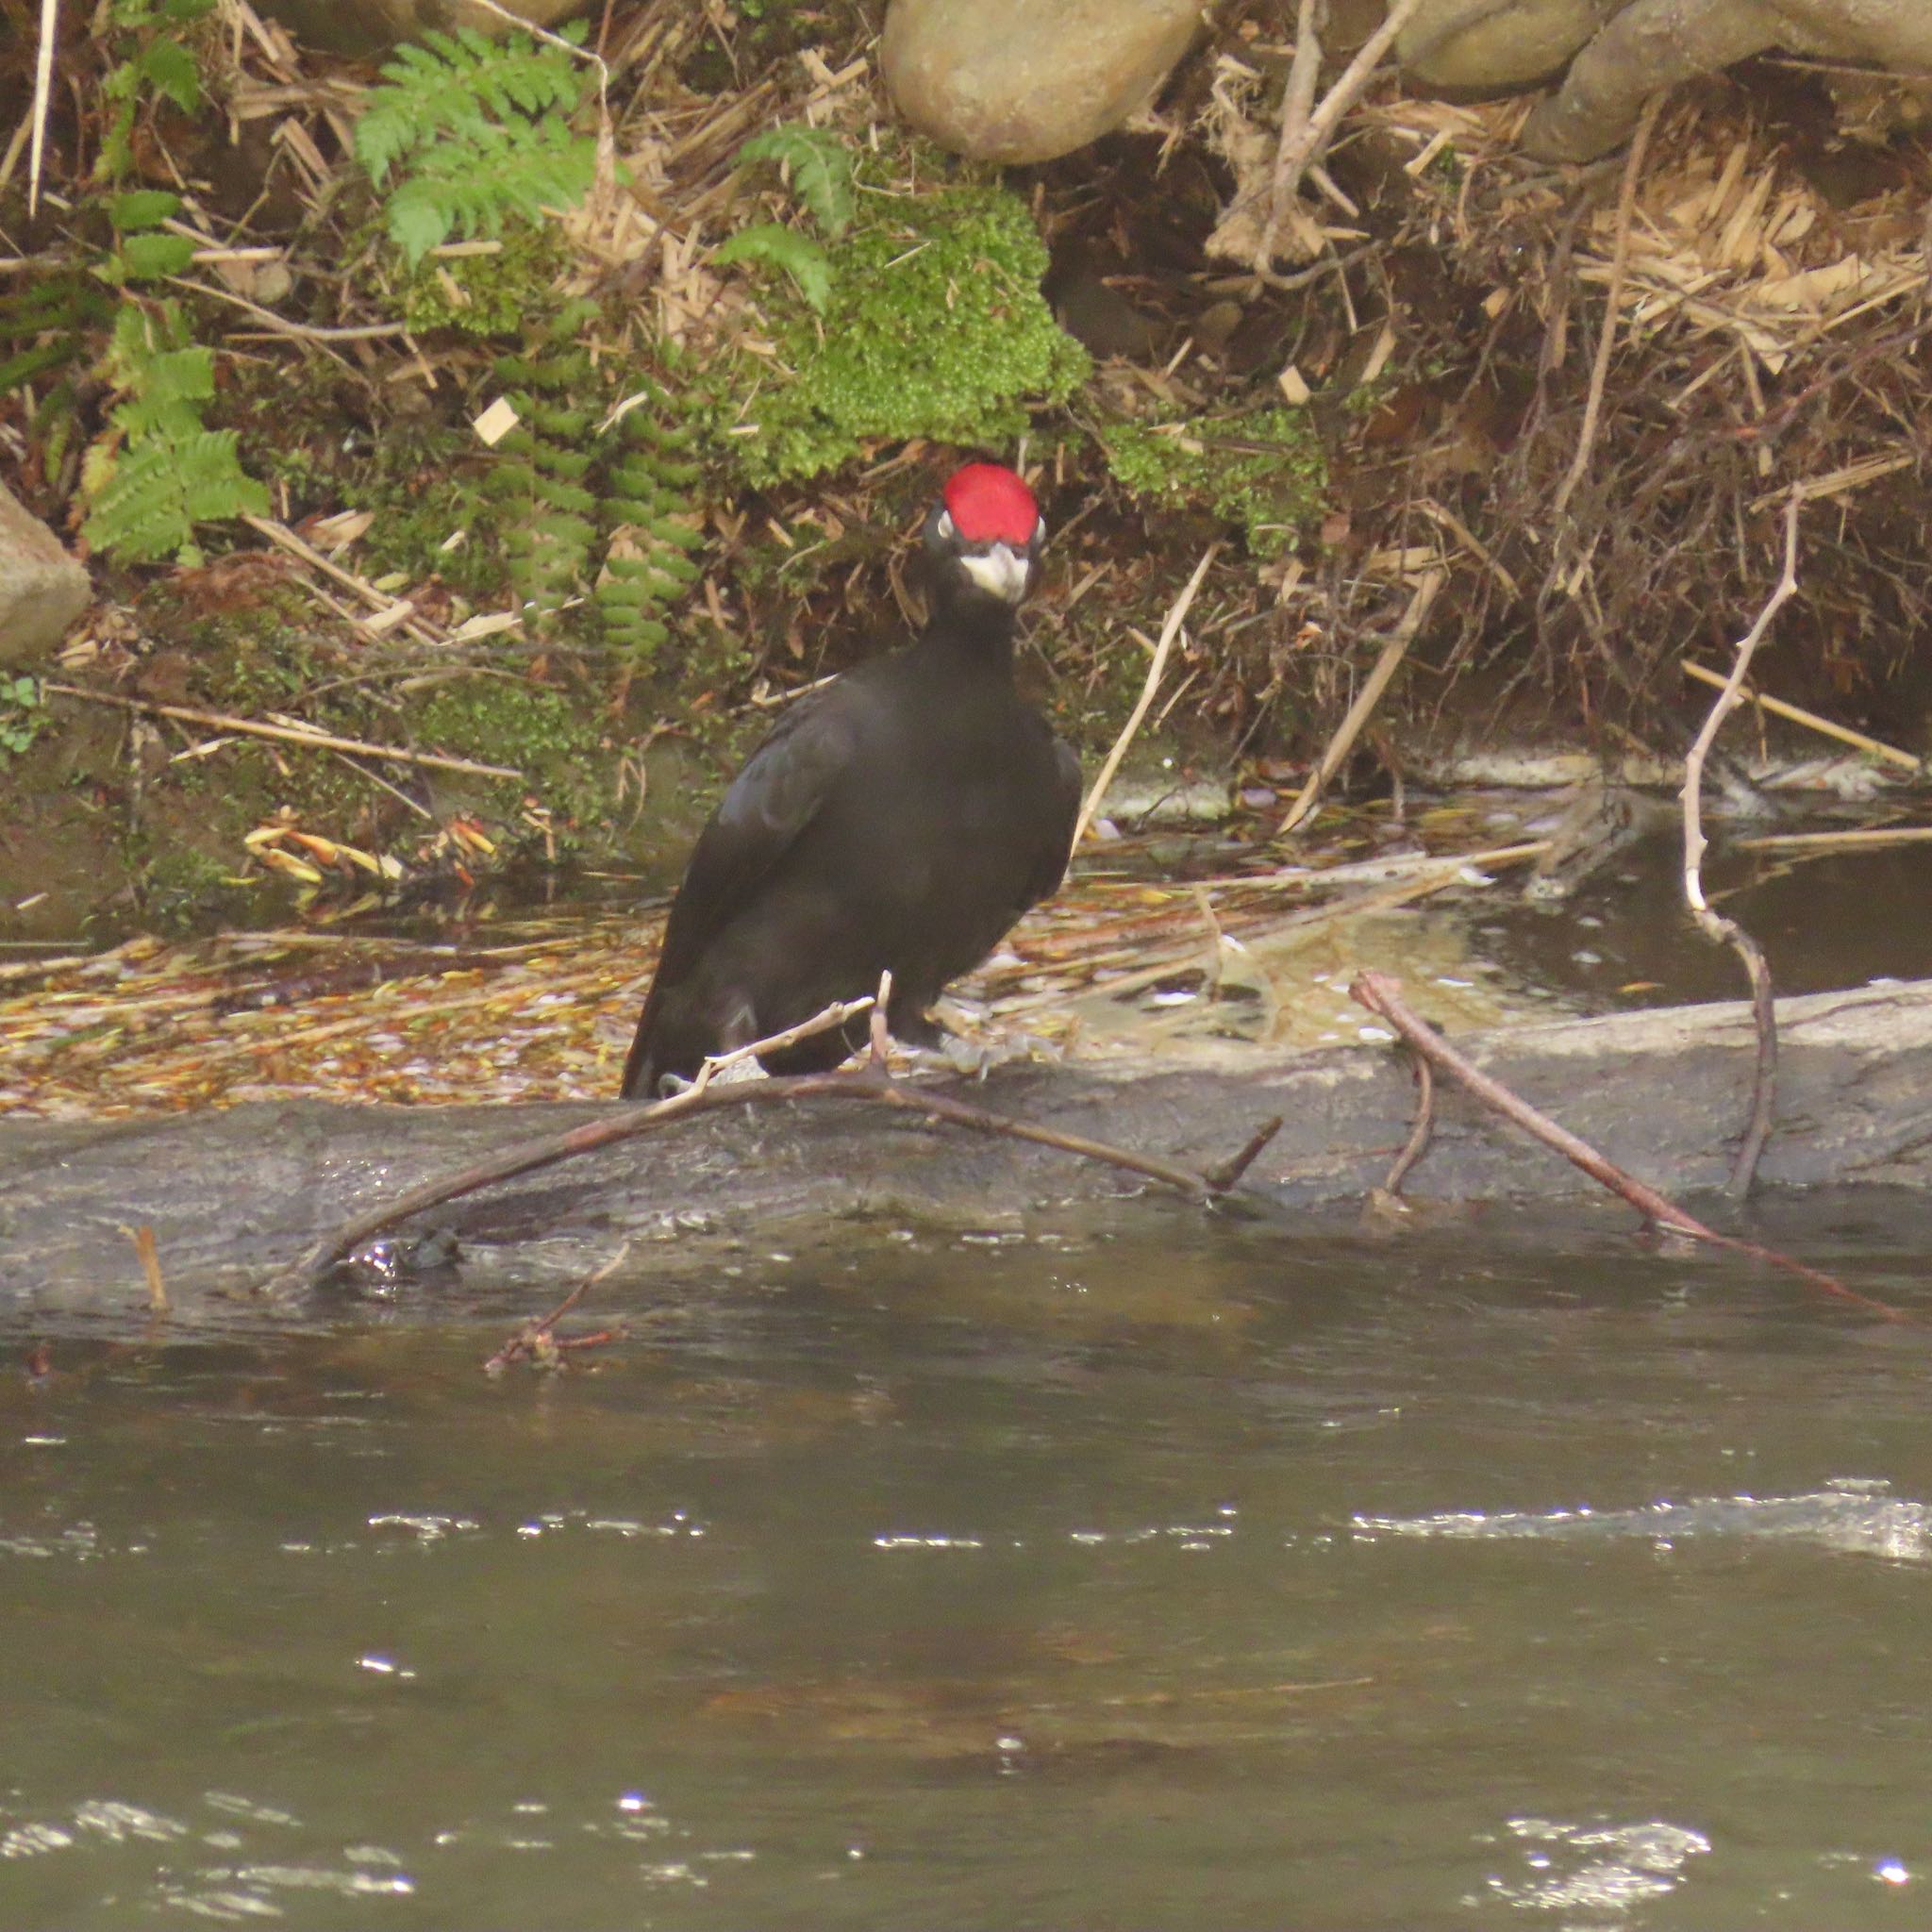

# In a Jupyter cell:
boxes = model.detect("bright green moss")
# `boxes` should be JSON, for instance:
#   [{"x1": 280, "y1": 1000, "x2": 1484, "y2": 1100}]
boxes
[
  {"x1": 1103, "y1": 409, "x2": 1326, "y2": 556},
  {"x1": 399, "y1": 221, "x2": 567, "y2": 338},
  {"x1": 414, "y1": 677, "x2": 597, "y2": 775},
  {"x1": 733, "y1": 184, "x2": 1090, "y2": 484}
]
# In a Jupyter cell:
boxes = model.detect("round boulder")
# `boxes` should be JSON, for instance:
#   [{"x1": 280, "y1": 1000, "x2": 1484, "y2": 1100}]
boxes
[
  {"x1": 1397, "y1": 0, "x2": 1620, "y2": 90},
  {"x1": 0, "y1": 483, "x2": 89, "y2": 671},
  {"x1": 882, "y1": 0, "x2": 1204, "y2": 164}
]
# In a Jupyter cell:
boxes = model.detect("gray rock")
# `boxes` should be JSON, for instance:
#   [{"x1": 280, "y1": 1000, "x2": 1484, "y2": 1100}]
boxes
[
  {"x1": 1395, "y1": 0, "x2": 1932, "y2": 158},
  {"x1": 881, "y1": 0, "x2": 1204, "y2": 164},
  {"x1": 1522, "y1": 0, "x2": 1932, "y2": 161},
  {"x1": 6, "y1": 978, "x2": 1932, "y2": 1326},
  {"x1": 1400, "y1": 0, "x2": 1620, "y2": 89},
  {"x1": 0, "y1": 481, "x2": 89, "y2": 670},
  {"x1": 254, "y1": 0, "x2": 585, "y2": 57}
]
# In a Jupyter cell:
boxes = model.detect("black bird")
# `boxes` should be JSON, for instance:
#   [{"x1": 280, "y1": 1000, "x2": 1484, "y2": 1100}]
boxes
[{"x1": 620, "y1": 461, "x2": 1081, "y2": 1097}]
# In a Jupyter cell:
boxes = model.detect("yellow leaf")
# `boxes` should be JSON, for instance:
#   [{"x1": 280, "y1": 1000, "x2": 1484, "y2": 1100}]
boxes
[{"x1": 258, "y1": 848, "x2": 325, "y2": 885}]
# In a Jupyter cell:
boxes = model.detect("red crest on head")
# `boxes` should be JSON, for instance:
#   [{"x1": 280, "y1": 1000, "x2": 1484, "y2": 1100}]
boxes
[{"x1": 942, "y1": 463, "x2": 1040, "y2": 547}]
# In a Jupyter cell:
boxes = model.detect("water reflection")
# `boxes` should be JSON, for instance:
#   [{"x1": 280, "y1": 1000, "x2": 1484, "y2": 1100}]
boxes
[{"x1": 3, "y1": 1202, "x2": 1931, "y2": 1928}]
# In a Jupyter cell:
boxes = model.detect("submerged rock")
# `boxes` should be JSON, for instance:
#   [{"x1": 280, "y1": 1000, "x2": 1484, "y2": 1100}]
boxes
[{"x1": 881, "y1": 0, "x2": 1203, "y2": 163}]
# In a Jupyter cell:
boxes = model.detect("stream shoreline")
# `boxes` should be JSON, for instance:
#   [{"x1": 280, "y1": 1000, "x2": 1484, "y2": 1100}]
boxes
[{"x1": 6, "y1": 978, "x2": 1928, "y2": 1329}]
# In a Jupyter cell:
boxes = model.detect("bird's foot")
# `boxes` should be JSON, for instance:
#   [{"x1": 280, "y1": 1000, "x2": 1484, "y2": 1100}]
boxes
[{"x1": 898, "y1": 1027, "x2": 1060, "y2": 1082}]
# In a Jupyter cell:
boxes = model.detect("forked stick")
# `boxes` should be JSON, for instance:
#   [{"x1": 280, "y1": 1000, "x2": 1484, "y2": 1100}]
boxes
[
  {"x1": 264, "y1": 977, "x2": 1282, "y2": 1296},
  {"x1": 1679, "y1": 495, "x2": 1801, "y2": 1196},
  {"x1": 1349, "y1": 971, "x2": 1905, "y2": 1322}
]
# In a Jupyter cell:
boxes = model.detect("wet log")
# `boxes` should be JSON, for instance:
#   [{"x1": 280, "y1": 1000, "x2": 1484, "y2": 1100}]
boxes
[{"x1": 4, "y1": 980, "x2": 1931, "y2": 1324}]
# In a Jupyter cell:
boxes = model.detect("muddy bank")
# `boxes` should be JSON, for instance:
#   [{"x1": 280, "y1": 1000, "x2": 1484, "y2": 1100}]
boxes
[{"x1": 3, "y1": 980, "x2": 1928, "y2": 1327}]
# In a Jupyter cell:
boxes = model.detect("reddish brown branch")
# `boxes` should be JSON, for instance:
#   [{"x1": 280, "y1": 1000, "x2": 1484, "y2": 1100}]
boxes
[
  {"x1": 484, "y1": 1242, "x2": 630, "y2": 1374},
  {"x1": 1382, "y1": 1052, "x2": 1434, "y2": 1195},
  {"x1": 1348, "y1": 971, "x2": 1907, "y2": 1322},
  {"x1": 1205, "y1": 1116, "x2": 1286, "y2": 1192},
  {"x1": 266, "y1": 995, "x2": 1275, "y2": 1297}
]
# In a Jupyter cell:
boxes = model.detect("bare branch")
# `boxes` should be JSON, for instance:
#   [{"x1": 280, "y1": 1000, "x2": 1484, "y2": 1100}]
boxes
[
  {"x1": 483, "y1": 1241, "x2": 631, "y2": 1374},
  {"x1": 1257, "y1": 0, "x2": 1428, "y2": 268},
  {"x1": 264, "y1": 983, "x2": 1276, "y2": 1296},
  {"x1": 1073, "y1": 545, "x2": 1218, "y2": 851},
  {"x1": 1349, "y1": 970, "x2": 1905, "y2": 1322},
  {"x1": 1680, "y1": 495, "x2": 1802, "y2": 1195}
]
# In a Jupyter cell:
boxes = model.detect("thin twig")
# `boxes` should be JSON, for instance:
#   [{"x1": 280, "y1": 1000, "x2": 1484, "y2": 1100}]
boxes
[
  {"x1": 1276, "y1": 570, "x2": 1441, "y2": 838},
  {"x1": 1072, "y1": 545, "x2": 1217, "y2": 850},
  {"x1": 164, "y1": 275, "x2": 410, "y2": 342},
  {"x1": 263, "y1": 986, "x2": 1275, "y2": 1297},
  {"x1": 42, "y1": 684, "x2": 524, "y2": 781},
  {"x1": 120, "y1": 1223, "x2": 168, "y2": 1314},
  {"x1": 484, "y1": 1241, "x2": 630, "y2": 1374},
  {"x1": 1349, "y1": 971, "x2": 1904, "y2": 1321},
  {"x1": 1736, "y1": 825, "x2": 1932, "y2": 855},
  {"x1": 28, "y1": 0, "x2": 57, "y2": 215},
  {"x1": 1257, "y1": 0, "x2": 1428, "y2": 267},
  {"x1": 1680, "y1": 660, "x2": 1922, "y2": 774},
  {"x1": 1551, "y1": 94, "x2": 1661, "y2": 524},
  {"x1": 1382, "y1": 1052, "x2": 1434, "y2": 1194},
  {"x1": 1680, "y1": 495, "x2": 1801, "y2": 1196}
]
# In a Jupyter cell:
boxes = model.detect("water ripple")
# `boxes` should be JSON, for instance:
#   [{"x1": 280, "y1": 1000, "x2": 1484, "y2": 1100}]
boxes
[
  {"x1": 1354, "y1": 1480, "x2": 1929, "y2": 1560},
  {"x1": 1475, "y1": 1816, "x2": 1710, "y2": 1923}
]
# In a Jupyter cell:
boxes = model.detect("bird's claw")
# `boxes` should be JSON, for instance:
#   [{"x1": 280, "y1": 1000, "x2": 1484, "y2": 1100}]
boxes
[{"x1": 899, "y1": 1030, "x2": 1058, "y2": 1080}]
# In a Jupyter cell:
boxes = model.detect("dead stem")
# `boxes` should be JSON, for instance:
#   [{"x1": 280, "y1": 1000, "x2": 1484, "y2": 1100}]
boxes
[
  {"x1": 1275, "y1": 571, "x2": 1441, "y2": 838},
  {"x1": 484, "y1": 1239, "x2": 631, "y2": 1374},
  {"x1": 1551, "y1": 94, "x2": 1662, "y2": 525},
  {"x1": 42, "y1": 685, "x2": 524, "y2": 782},
  {"x1": 263, "y1": 983, "x2": 1276, "y2": 1296},
  {"x1": 1680, "y1": 494, "x2": 1801, "y2": 1197},
  {"x1": 1072, "y1": 545, "x2": 1218, "y2": 852},
  {"x1": 1680, "y1": 660, "x2": 1922, "y2": 774}
]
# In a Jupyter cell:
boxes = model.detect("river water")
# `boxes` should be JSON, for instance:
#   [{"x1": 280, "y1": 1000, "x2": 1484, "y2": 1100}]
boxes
[{"x1": 4, "y1": 1193, "x2": 1929, "y2": 1930}]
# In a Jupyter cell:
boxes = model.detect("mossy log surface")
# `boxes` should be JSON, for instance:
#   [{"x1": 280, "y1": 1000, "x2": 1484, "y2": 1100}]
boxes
[{"x1": 5, "y1": 980, "x2": 1930, "y2": 1327}]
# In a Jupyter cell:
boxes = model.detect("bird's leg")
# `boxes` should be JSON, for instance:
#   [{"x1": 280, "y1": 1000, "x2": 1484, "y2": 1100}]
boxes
[
  {"x1": 877, "y1": 995, "x2": 992, "y2": 1076},
  {"x1": 885, "y1": 1004, "x2": 944, "y2": 1049},
  {"x1": 893, "y1": 1002, "x2": 1064, "y2": 1082}
]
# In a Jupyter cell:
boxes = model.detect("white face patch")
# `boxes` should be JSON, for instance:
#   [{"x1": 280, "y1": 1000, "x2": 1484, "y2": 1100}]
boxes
[{"x1": 958, "y1": 542, "x2": 1029, "y2": 604}]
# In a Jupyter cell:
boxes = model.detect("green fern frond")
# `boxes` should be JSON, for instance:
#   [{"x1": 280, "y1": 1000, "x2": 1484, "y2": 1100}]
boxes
[
  {"x1": 354, "y1": 24, "x2": 587, "y2": 184},
  {"x1": 83, "y1": 301, "x2": 265, "y2": 562},
  {"x1": 381, "y1": 118, "x2": 598, "y2": 264},
  {"x1": 713, "y1": 224, "x2": 832, "y2": 313},
  {"x1": 740, "y1": 125, "x2": 855, "y2": 239},
  {"x1": 483, "y1": 319, "x2": 706, "y2": 661},
  {"x1": 82, "y1": 428, "x2": 268, "y2": 564}
]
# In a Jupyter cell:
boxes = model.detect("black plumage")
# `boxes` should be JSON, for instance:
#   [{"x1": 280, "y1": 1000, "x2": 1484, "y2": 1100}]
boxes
[{"x1": 620, "y1": 462, "x2": 1080, "y2": 1097}]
